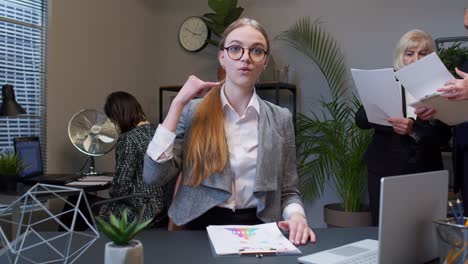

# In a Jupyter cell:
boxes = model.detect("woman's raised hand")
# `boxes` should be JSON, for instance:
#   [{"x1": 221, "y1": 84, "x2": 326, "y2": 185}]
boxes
[
  {"x1": 173, "y1": 75, "x2": 220, "y2": 106},
  {"x1": 162, "y1": 76, "x2": 219, "y2": 132}
]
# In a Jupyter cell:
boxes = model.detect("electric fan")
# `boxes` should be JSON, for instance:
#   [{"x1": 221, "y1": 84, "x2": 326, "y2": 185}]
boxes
[{"x1": 68, "y1": 109, "x2": 119, "y2": 175}]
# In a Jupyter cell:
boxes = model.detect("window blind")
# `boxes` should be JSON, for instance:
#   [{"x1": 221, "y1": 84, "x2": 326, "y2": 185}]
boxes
[{"x1": 0, "y1": 0, "x2": 47, "y2": 164}]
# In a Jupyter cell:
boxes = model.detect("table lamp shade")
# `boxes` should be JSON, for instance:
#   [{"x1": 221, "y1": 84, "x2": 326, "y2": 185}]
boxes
[{"x1": 1, "y1": 84, "x2": 26, "y2": 116}]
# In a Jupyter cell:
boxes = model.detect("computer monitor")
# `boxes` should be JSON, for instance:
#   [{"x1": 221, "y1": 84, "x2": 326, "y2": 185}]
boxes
[{"x1": 13, "y1": 136, "x2": 44, "y2": 178}]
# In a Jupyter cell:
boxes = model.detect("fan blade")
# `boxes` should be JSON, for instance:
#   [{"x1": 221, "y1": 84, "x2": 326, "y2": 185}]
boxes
[
  {"x1": 86, "y1": 134, "x2": 102, "y2": 154},
  {"x1": 82, "y1": 135, "x2": 92, "y2": 152},
  {"x1": 81, "y1": 114, "x2": 94, "y2": 129},
  {"x1": 97, "y1": 134, "x2": 115, "y2": 143},
  {"x1": 100, "y1": 123, "x2": 118, "y2": 138}
]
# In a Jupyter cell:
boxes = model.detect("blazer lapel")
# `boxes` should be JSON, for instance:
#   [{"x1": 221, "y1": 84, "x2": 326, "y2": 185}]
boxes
[{"x1": 254, "y1": 100, "x2": 278, "y2": 193}]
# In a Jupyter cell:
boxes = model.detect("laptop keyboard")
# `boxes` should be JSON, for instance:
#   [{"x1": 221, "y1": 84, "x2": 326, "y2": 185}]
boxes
[{"x1": 336, "y1": 251, "x2": 378, "y2": 264}]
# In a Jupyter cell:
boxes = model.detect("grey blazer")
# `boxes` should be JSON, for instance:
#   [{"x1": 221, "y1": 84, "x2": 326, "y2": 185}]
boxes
[{"x1": 143, "y1": 98, "x2": 303, "y2": 226}]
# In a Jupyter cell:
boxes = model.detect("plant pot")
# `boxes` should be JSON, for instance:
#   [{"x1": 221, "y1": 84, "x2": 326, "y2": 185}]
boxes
[
  {"x1": 0, "y1": 173, "x2": 18, "y2": 194},
  {"x1": 105, "y1": 240, "x2": 143, "y2": 264},
  {"x1": 324, "y1": 203, "x2": 372, "y2": 227}
]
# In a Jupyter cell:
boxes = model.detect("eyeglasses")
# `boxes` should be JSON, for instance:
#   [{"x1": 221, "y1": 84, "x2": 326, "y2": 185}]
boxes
[{"x1": 223, "y1": 45, "x2": 268, "y2": 62}]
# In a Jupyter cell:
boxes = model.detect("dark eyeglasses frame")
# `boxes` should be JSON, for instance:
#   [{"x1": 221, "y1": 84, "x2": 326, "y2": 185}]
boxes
[{"x1": 223, "y1": 45, "x2": 268, "y2": 62}]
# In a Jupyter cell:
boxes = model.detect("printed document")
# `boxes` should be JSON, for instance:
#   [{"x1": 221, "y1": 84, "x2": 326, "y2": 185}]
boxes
[
  {"x1": 351, "y1": 68, "x2": 403, "y2": 126},
  {"x1": 206, "y1": 222, "x2": 301, "y2": 256},
  {"x1": 395, "y1": 53, "x2": 468, "y2": 125}
]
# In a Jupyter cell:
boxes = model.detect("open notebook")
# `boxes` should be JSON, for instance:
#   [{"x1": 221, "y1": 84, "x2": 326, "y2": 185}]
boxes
[{"x1": 206, "y1": 222, "x2": 301, "y2": 256}]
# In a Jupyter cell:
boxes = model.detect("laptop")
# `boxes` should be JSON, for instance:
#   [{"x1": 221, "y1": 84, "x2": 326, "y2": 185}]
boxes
[
  {"x1": 14, "y1": 137, "x2": 83, "y2": 184},
  {"x1": 298, "y1": 170, "x2": 448, "y2": 264}
]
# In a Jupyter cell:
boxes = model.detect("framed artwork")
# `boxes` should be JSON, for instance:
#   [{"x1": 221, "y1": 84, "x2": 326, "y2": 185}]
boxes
[{"x1": 159, "y1": 86, "x2": 181, "y2": 123}]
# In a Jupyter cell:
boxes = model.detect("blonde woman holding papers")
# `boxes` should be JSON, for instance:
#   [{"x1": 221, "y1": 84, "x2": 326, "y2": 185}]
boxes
[{"x1": 355, "y1": 29, "x2": 452, "y2": 226}]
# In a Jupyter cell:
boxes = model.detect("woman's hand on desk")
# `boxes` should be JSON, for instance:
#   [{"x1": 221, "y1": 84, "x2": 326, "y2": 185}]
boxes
[
  {"x1": 387, "y1": 117, "x2": 413, "y2": 135},
  {"x1": 278, "y1": 213, "x2": 316, "y2": 245},
  {"x1": 414, "y1": 106, "x2": 436, "y2": 120}
]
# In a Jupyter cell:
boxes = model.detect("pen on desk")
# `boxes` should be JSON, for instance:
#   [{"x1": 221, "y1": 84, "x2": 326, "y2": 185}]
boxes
[
  {"x1": 449, "y1": 201, "x2": 462, "y2": 225},
  {"x1": 457, "y1": 198, "x2": 465, "y2": 225}
]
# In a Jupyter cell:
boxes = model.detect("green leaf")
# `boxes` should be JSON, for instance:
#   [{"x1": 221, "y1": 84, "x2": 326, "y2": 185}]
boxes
[
  {"x1": 224, "y1": 7, "x2": 244, "y2": 26},
  {"x1": 128, "y1": 218, "x2": 153, "y2": 239},
  {"x1": 202, "y1": 13, "x2": 224, "y2": 25},
  {"x1": 208, "y1": 0, "x2": 235, "y2": 16},
  {"x1": 109, "y1": 214, "x2": 120, "y2": 229}
]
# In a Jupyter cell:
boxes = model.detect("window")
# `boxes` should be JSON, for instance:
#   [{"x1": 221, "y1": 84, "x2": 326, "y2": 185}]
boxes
[{"x1": 0, "y1": 0, "x2": 47, "y2": 159}]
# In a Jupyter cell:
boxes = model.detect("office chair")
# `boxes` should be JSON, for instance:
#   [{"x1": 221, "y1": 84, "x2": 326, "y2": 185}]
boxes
[{"x1": 91, "y1": 193, "x2": 154, "y2": 221}]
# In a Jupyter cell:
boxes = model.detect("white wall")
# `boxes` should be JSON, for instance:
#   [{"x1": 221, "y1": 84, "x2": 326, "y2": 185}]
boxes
[{"x1": 47, "y1": 0, "x2": 467, "y2": 227}]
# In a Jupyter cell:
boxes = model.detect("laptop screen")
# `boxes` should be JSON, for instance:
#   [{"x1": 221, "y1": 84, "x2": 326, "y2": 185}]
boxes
[{"x1": 14, "y1": 137, "x2": 43, "y2": 178}]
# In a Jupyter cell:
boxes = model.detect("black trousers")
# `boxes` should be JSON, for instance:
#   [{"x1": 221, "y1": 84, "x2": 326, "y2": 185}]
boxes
[{"x1": 185, "y1": 207, "x2": 263, "y2": 230}]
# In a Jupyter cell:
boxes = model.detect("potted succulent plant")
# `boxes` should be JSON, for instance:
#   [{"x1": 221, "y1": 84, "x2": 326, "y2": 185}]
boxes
[
  {"x1": 277, "y1": 17, "x2": 372, "y2": 227},
  {"x1": 0, "y1": 153, "x2": 26, "y2": 193},
  {"x1": 96, "y1": 209, "x2": 152, "y2": 264}
]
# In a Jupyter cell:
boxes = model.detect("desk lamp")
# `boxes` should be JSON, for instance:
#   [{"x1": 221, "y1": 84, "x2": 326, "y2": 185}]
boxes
[{"x1": 0, "y1": 84, "x2": 26, "y2": 116}]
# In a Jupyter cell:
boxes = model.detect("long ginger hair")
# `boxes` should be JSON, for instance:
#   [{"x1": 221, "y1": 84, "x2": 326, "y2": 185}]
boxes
[{"x1": 184, "y1": 18, "x2": 270, "y2": 186}]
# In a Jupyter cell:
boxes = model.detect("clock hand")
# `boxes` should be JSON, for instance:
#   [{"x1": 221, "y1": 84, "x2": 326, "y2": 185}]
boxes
[{"x1": 185, "y1": 27, "x2": 202, "y2": 36}]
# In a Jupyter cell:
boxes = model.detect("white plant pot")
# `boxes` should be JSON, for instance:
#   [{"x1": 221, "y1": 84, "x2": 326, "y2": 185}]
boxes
[{"x1": 105, "y1": 240, "x2": 144, "y2": 264}]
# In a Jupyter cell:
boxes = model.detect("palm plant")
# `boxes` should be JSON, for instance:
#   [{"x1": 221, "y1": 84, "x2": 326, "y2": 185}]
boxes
[{"x1": 277, "y1": 17, "x2": 372, "y2": 212}]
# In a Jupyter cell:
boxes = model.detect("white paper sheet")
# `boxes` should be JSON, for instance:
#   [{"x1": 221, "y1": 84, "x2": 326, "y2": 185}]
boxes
[
  {"x1": 395, "y1": 53, "x2": 468, "y2": 125},
  {"x1": 394, "y1": 53, "x2": 454, "y2": 100},
  {"x1": 351, "y1": 68, "x2": 403, "y2": 126},
  {"x1": 206, "y1": 222, "x2": 301, "y2": 256}
]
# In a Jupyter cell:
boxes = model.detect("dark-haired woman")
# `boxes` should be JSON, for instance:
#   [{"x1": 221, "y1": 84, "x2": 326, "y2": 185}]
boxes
[{"x1": 98, "y1": 91, "x2": 168, "y2": 227}]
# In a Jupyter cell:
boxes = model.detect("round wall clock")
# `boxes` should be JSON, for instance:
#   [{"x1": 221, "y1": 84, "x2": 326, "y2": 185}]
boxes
[{"x1": 178, "y1": 16, "x2": 209, "y2": 52}]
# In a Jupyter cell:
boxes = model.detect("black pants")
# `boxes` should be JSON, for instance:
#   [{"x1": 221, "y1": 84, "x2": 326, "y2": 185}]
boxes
[{"x1": 185, "y1": 207, "x2": 263, "y2": 230}]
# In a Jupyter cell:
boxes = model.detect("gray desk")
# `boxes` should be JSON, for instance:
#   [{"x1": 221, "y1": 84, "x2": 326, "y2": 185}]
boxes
[{"x1": 2, "y1": 227, "x2": 377, "y2": 263}]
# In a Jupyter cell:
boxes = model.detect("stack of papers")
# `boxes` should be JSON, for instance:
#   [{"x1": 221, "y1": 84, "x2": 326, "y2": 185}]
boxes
[{"x1": 206, "y1": 222, "x2": 301, "y2": 256}]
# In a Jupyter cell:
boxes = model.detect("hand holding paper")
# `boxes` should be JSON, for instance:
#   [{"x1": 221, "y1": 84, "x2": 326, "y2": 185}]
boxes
[
  {"x1": 437, "y1": 68, "x2": 468, "y2": 101},
  {"x1": 395, "y1": 53, "x2": 468, "y2": 125},
  {"x1": 387, "y1": 117, "x2": 413, "y2": 135},
  {"x1": 351, "y1": 68, "x2": 403, "y2": 126},
  {"x1": 414, "y1": 106, "x2": 436, "y2": 120}
]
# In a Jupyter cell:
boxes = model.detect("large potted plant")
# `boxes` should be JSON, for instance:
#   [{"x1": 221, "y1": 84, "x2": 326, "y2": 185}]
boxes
[
  {"x1": 277, "y1": 17, "x2": 372, "y2": 227},
  {"x1": 96, "y1": 209, "x2": 152, "y2": 264},
  {"x1": 201, "y1": 0, "x2": 244, "y2": 47},
  {"x1": 0, "y1": 153, "x2": 26, "y2": 194}
]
